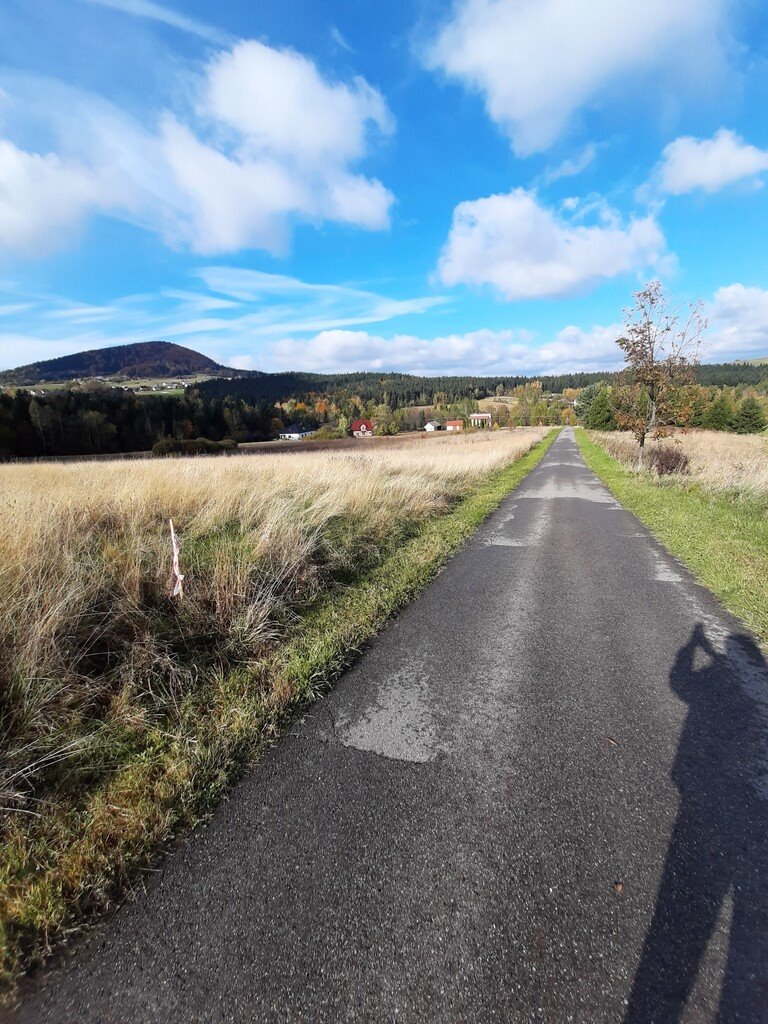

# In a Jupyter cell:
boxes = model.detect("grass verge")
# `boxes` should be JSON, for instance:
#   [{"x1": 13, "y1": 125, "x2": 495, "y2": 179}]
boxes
[
  {"x1": 0, "y1": 428, "x2": 558, "y2": 994},
  {"x1": 576, "y1": 430, "x2": 768, "y2": 649}
]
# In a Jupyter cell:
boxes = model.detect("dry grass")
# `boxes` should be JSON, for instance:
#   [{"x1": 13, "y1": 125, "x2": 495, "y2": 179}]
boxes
[
  {"x1": 588, "y1": 429, "x2": 768, "y2": 500},
  {"x1": 0, "y1": 429, "x2": 544, "y2": 812},
  {"x1": 0, "y1": 428, "x2": 549, "y2": 986}
]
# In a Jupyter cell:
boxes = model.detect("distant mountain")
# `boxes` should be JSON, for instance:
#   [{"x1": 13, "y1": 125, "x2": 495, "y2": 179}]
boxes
[{"x1": 0, "y1": 341, "x2": 254, "y2": 385}]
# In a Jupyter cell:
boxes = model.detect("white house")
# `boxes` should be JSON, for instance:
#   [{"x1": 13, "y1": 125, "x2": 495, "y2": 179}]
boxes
[
  {"x1": 279, "y1": 423, "x2": 316, "y2": 441},
  {"x1": 424, "y1": 420, "x2": 443, "y2": 432},
  {"x1": 469, "y1": 412, "x2": 492, "y2": 428},
  {"x1": 351, "y1": 418, "x2": 375, "y2": 437}
]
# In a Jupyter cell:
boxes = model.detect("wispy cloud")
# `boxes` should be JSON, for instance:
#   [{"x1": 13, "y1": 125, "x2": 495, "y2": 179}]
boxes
[
  {"x1": 83, "y1": 0, "x2": 234, "y2": 46},
  {"x1": 543, "y1": 143, "x2": 598, "y2": 185},
  {"x1": 0, "y1": 269, "x2": 447, "y2": 370},
  {"x1": 330, "y1": 26, "x2": 355, "y2": 53}
]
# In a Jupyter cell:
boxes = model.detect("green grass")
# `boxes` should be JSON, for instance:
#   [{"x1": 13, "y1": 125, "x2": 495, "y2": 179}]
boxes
[
  {"x1": 0, "y1": 428, "x2": 558, "y2": 994},
  {"x1": 576, "y1": 430, "x2": 768, "y2": 649}
]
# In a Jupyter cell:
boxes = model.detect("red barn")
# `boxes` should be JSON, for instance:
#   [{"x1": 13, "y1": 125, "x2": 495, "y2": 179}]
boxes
[{"x1": 351, "y1": 418, "x2": 374, "y2": 437}]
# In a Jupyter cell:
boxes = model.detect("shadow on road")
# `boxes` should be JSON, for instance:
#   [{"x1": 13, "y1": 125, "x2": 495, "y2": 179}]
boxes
[{"x1": 625, "y1": 624, "x2": 768, "y2": 1023}]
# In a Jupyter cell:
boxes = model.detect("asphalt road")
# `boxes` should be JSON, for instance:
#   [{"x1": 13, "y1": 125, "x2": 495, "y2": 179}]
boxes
[{"x1": 8, "y1": 427, "x2": 768, "y2": 1023}]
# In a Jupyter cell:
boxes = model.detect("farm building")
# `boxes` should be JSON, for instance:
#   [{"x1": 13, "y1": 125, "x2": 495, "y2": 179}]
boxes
[
  {"x1": 446, "y1": 419, "x2": 464, "y2": 431},
  {"x1": 279, "y1": 423, "x2": 316, "y2": 441},
  {"x1": 469, "y1": 412, "x2": 492, "y2": 428},
  {"x1": 424, "y1": 420, "x2": 443, "y2": 431},
  {"x1": 351, "y1": 418, "x2": 374, "y2": 437}
]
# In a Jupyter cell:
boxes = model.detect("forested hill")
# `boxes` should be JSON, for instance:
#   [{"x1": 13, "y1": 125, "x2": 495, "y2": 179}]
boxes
[
  {"x1": 193, "y1": 370, "x2": 612, "y2": 406},
  {"x1": 0, "y1": 341, "x2": 248, "y2": 385},
  {"x1": 192, "y1": 362, "x2": 768, "y2": 407}
]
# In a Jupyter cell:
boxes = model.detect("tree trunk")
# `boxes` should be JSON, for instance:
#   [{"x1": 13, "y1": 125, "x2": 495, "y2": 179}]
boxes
[{"x1": 638, "y1": 435, "x2": 645, "y2": 470}]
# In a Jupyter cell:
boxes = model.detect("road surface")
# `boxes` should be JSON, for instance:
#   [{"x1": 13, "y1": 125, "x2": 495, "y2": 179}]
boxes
[{"x1": 8, "y1": 427, "x2": 768, "y2": 1023}]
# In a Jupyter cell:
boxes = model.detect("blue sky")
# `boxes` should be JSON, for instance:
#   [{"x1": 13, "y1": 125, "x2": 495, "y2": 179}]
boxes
[{"x1": 1, "y1": 0, "x2": 767, "y2": 375}]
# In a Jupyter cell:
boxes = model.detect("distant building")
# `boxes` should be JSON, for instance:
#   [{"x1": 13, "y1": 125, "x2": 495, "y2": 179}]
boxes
[
  {"x1": 469, "y1": 412, "x2": 492, "y2": 428},
  {"x1": 279, "y1": 423, "x2": 316, "y2": 441},
  {"x1": 424, "y1": 420, "x2": 443, "y2": 432},
  {"x1": 351, "y1": 418, "x2": 375, "y2": 437},
  {"x1": 446, "y1": 419, "x2": 464, "y2": 432}
]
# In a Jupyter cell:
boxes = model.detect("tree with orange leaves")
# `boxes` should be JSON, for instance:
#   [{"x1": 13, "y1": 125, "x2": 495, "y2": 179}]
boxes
[{"x1": 613, "y1": 280, "x2": 707, "y2": 468}]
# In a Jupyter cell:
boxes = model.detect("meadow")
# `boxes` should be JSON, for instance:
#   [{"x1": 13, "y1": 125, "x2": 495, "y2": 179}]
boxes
[
  {"x1": 0, "y1": 427, "x2": 551, "y2": 985},
  {"x1": 588, "y1": 429, "x2": 768, "y2": 500}
]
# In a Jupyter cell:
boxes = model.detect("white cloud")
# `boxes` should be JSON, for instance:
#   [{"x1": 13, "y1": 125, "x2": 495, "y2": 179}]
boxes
[
  {"x1": 0, "y1": 141, "x2": 115, "y2": 254},
  {"x1": 205, "y1": 41, "x2": 392, "y2": 163},
  {"x1": 656, "y1": 129, "x2": 768, "y2": 195},
  {"x1": 266, "y1": 322, "x2": 624, "y2": 375},
  {"x1": 0, "y1": 38, "x2": 394, "y2": 256},
  {"x1": 708, "y1": 284, "x2": 768, "y2": 358},
  {"x1": 436, "y1": 188, "x2": 667, "y2": 300},
  {"x1": 425, "y1": 0, "x2": 729, "y2": 155},
  {"x1": 247, "y1": 282, "x2": 768, "y2": 372}
]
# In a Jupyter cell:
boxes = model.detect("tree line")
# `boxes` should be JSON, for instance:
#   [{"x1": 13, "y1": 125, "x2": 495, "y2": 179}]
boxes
[
  {"x1": 193, "y1": 362, "x2": 767, "y2": 409},
  {"x1": 579, "y1": 382, "x2": 767, "y2": 435},
  {"x1": 0, "y1": 388, "x2": 278, "y2": 459}
]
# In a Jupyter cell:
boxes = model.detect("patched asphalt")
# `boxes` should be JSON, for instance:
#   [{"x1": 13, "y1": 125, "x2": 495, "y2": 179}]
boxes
[{"x1": 7, "y1": 427, "x2": 768, "y2": 1023}]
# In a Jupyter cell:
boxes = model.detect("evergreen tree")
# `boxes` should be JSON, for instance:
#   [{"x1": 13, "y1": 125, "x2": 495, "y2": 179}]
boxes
[
  {"x1": 702, "y1": 394, "x2": 733, "y2": 431},
  {"x1": 575, "y1": 381, "x2": 607, "y2": 424},
  {"x1": 731, "y1": 396, "x2": 767, "y2": 434},
  {"x1": 586, "y1": 387, "x2": 616, "y2": 429}
]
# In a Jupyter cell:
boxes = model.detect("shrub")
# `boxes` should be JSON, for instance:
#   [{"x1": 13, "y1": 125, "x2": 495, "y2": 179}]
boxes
[
  {"x1": 647, "y1": 445, "x2": 690, "y2": 476},
  {"x1": 312, "y1": 425, "x2": 349, "y2": 440},
  {"x1": 152, "y1": 436, "x2": 238, "y2": 457}
]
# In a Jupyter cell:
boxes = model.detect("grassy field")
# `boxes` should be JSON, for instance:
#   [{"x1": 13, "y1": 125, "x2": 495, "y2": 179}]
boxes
[
  {"x1": 0, "y1": 427, "x2": 554, "y2": 989},
  {"x1": 577, "y1": 429, "x2": 768, "y2": 649}
]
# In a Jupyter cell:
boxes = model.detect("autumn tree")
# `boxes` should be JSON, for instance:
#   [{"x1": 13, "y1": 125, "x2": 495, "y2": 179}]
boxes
[{"x1": 613, "y1": 280, "x2": 706, "y2": 467}]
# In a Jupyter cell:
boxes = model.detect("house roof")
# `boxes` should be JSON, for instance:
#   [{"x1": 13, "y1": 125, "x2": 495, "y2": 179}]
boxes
[
  {"x1": 283, "y1": 423, "x2": 312, "y2": 433},
  {"x1": 351, "y1": 418, "x2": 374, "y2": 430},
  {"x1": 425, "y1": 420, "x2": 442, "y2": 428},
  {"x1": 446, "y1": 419, "x2": 464, "y2": 425},
  {"x1": 470, "y1": 412, "x2": 492, "y2": 418}
]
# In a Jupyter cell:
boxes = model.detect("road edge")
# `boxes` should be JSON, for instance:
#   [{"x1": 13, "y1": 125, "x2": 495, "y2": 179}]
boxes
[{"x1": 575, "y1": 428, "x2": 767, "y2": 650}]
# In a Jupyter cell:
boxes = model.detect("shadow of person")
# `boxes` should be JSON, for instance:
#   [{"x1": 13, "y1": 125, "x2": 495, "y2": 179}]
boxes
[{"x1": 625, "y1": 624, "x2": 768, "y2": 1023}]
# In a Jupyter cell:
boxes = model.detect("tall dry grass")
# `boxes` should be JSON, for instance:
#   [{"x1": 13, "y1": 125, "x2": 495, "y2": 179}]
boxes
[
  {"x1": 589, "y1": 429, "x2": 768, "y2": 500},
  {"x1": 0, "y1": 429, "x2": 546, "y2": 815}
]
